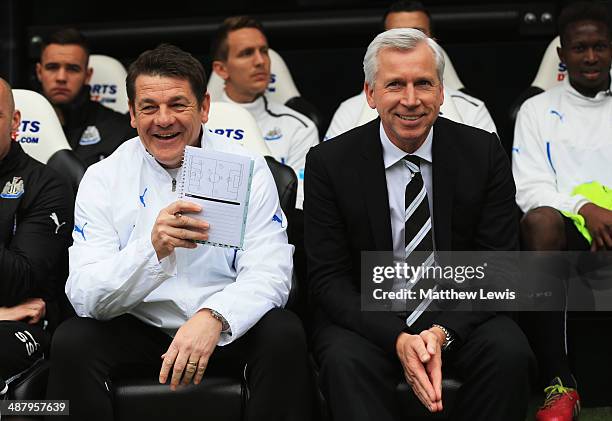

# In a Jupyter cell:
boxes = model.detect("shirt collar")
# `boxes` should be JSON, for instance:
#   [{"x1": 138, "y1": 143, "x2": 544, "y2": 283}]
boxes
[
  {"x1": 563, "y1": 75, "x2": 612, "y2": 103},
  {"x1": 380, "y1": 122, "x2": 433, "y2": 170},
  {"x1": 221, "y1": 90, "x2": 266, "y2": 117}
]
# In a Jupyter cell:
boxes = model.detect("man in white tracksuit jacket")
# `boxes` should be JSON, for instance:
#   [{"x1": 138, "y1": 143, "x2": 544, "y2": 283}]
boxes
[
  {"x1": 46, "y1": 44, "x2": 312, "y2": 421},
  {"x1": 512, "y1": 3, "x2": 612, "y2": 420},
  {"x1": 211, "y1": 16, "x2": 319, "y2": 210}
]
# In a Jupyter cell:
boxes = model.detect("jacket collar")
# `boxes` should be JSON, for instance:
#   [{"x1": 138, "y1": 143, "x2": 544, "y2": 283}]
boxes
[
  {"x1": 359, "y1": 118, "x2": 393, "y2": 250},
  {"x1": 0, "y1": 141, "x2": 27, "y2": 175},
  {"x1": 55, "y1": 85, "x2": 92, "y2": 128},
  {"x1": 221, "y1": 90, "x2": 267, "y2": 119},
  {"x1": 431, "y1": 117, "x2": 457, "y2": 251}
]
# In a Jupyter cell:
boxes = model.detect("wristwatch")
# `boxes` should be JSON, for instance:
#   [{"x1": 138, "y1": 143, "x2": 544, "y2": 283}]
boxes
[
  {"x1": 208, "y1": 309, "x2": 231, "y2": 333},
  {"x1": 431, "y1": 324, "x2": 454, "y2": 351}
]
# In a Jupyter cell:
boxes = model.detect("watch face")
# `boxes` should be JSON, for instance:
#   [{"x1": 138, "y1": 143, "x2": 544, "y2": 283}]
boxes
[{"x1": 443, "y1": 337, "x2": 454, "y2": 351}]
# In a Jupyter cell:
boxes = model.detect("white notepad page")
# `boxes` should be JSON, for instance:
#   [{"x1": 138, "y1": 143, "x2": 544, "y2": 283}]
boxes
[{"x1": 179, "y1": 145, "x2": 254, "y2": 249}]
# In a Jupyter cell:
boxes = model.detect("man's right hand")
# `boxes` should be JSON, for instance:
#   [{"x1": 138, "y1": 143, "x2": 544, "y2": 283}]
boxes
[
  {"x1": 396, "y1": 331, "x2": 443, "y2": 413},
  {"x1": 151, "y1": 200, "x2": 210, "y2": 260},
  {"x1": 579, "y1": 203, "x2": 612, "y2": 251},
  {"x1": 0, "y1": 298, "x2": 46, "y2": 323}
]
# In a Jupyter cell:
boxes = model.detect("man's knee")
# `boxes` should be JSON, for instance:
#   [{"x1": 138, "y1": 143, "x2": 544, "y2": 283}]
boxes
[
  {"x1": 521, "y1": 207, "x2": 565, "y2": 250},
  {"x1": 316, "y1": 330, "x2": 380, "y2": 382},
  {"x1": 477, "y1": 319, "x2": 536, "y2": 382},
  {"x1": 253, "y1": 308, "x2": 307, "y2": 357},
  {"x1": 50, "y1": 317, "x2": 107, "y2": 363}
]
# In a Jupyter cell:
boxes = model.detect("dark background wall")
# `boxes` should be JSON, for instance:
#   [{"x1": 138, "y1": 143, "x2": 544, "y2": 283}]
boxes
[{"x1": 3, "y1": 0, "x2": 610, "y2": 151}]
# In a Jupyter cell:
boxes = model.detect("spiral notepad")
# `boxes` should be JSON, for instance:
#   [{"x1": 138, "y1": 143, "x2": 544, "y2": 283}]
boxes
[{"x1": 178, "y1": 145, "x2": 254, "y2": 249}]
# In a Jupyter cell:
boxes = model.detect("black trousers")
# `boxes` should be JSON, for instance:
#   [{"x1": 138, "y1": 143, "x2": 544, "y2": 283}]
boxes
[
  {"x1": 0, "y1": 320, "x2": 49, "y2": 381},
  {"x1": 313, "y1": 314, "x2": 535, "y2": 421},
  {"x1": 46, "y1": 308, "x2": 312, "y2": 421},
  {"x1": 518, "y1": 216, "x2": 592, "y2": 387}
]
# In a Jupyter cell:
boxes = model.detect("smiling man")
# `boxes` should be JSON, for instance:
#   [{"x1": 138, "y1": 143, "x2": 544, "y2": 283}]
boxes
[
  {"x1": 36, "y1": 28, "x2": 134, "y2": 167},
  {"x1": 45, "y1": 44, "x2": 312, "y2": 421},
  {"x1": 305, "y1": 28, "x2": 534, "y2": 421},
  {"x1": 324, "y1": 0, "x2": 498, "y2": 141},
  {"x1": 512, "y1": 2, "x2": 612, "y2": 420},
  {"x1": 211, "y1": 16, "x2": 318, "y2": 210}
]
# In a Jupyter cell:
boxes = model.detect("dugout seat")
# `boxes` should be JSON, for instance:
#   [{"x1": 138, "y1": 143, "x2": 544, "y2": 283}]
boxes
[
  {"x1": 12, "y1": 89, "x2": 85, "y2": 192},
  {"x1": 206, "y1": 101, "x2": 271, "y2": 157},
  {"x1": 88, "y1": 54, "x2": 130, "y2": 114},
  {"x1": 440, "y1": 48, "x2": 465, "y2": 92},
  {"x1": 509, "y1": 36, "x2": 563, "y2": 122}
]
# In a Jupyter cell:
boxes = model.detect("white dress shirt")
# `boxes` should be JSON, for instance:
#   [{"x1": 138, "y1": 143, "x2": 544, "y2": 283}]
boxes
[{"x1": 380, "y1": 122, "x2": 435, "y2": 262}]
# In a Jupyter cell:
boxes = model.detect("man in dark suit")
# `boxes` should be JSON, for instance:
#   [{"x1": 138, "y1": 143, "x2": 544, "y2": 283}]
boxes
[{"x1": 304, "y1": 28, "x2": 534, "y2": 421}]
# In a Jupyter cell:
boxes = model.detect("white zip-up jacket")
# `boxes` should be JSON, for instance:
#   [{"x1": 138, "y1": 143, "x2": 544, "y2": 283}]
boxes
[
  {"x1": 66, "y1": 128, "x2": 293, "y2": 345},
  {"x1": 512, "y1": 79, "x2": 612, "y2": 214},
  {"x1": 220, "y1": 92, "x2": 319, "y2": 209}
]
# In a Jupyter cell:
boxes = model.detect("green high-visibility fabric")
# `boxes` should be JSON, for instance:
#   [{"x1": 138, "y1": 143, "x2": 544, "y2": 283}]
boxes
[{"x1": 560, "y1": 182, "x2": 612, "y2": 244}]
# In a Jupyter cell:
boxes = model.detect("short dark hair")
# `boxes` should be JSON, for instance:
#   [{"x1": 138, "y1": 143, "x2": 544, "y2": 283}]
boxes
[
  {"x1": 558, "y1": 1, "x2": 611, "y2": 46},
  {"x1": 126, "y1": 44, "x2": 207, "y2": 106},
  {"x1": 41, "y1": 28, "x2": 90, "y2": 59},
  {"x1": 210, "y1": 16, "x2": 266, "y2": 61},
  {"x1": 382, "y1": 1, "x2": 432, "y2": 32}
]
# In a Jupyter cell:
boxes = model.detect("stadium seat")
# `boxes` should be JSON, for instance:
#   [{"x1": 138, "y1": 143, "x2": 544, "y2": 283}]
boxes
[
  {"x1": 88, "y1": 54, "x2": 130, "y2": 114},
  {"x1": 509, "y1": 36, "x2": 564, "y2": 122},
  {"x1": 12, "y1": 89, "x2": 85, "y2": 192},
  {"x1": 206, "y1": 101, "x2": 271, "y2": 157},
  {"x1": 208, "y1": 48, "x2": 324, "y2": 136},
  {"x1": 440, "y1": 48, "x2": 465, "y2": 92}
]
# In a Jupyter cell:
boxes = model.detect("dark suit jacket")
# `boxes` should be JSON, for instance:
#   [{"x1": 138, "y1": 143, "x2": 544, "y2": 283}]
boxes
[{"x1": 304, "y1": 117, "x2": 518, "y2": 355}]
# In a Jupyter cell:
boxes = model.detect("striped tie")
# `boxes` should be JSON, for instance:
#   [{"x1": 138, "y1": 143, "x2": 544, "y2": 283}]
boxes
[{"x1": 403, "y1": 155, "x2": 436, "y2": 326}]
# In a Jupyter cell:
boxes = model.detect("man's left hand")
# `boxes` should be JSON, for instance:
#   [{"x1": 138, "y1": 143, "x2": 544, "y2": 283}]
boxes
[
  {"x1": 159, "y1": 309, "x2": 222, "y2": 390},
  {"x1": 421, "y1": 327, "x2": 445, "y2": 412},
  {"x1": 396, "y1": 331, "x2": 443, "y2": 412},
  {"x1": 579, "y1": 203, "x2": 612, "y2": 251}
]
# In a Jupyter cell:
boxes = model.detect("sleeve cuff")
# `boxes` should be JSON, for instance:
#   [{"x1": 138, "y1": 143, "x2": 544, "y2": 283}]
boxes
[
  {"x1": 573, "y1": 197, "x2": 591, "y2": 214},
  {"x1": 197, "y1": 299, "x2": 236, "y2": 346},
  {"x1": 158, "y1": 252, "x2": 177, "y2": 277}
]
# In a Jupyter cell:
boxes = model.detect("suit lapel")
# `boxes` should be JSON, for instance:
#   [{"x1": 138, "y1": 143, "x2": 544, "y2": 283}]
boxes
[
  {"x1": 358, "y1": 119, "x2": 393, "y2": 251},
  {"x1": 432, "y1": 118, "x2": 457, "y2": 251}
]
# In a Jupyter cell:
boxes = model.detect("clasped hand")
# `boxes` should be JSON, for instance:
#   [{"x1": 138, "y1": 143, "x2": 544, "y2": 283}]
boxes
[{"x1": 396, "y1": 328, "x2": 445, "y2": 413}]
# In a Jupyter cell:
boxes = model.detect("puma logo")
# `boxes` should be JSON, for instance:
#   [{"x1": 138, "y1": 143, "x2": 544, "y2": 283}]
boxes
[
  {"x1": 49, "y1": 212, "x2": 66, "y2": 234},
  {"x1": 74, "y1": 222, "x2": 88, "y2": 241},
  {"x1": 140, "y1": 187, "x2": 148, "y2": 207}
]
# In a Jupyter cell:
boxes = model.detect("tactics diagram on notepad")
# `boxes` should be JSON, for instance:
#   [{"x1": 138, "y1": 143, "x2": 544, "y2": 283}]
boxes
[{"x1": 187, "y1": 156, "x2": 244, "y2": 202}]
